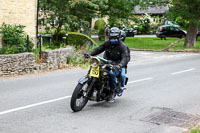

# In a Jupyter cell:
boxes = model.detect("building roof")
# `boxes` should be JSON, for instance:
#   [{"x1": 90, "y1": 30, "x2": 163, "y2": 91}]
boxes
[{"x1": 134, "y1": 5, "x2": 169, "y2": 15}]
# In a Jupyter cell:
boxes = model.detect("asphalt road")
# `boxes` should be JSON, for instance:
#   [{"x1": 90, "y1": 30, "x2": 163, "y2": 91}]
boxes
[
  {"x1": 0, "y1": 51, "x2": 200, "y2": 133},
  {"x1": 91, "y1": 35, "x2": 156, "y2": 38}
]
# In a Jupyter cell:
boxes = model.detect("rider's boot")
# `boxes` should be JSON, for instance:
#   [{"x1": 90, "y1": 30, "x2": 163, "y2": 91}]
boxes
[
  {"x1": 107, "y1": 91, "x2": 115, "y2": 102},
  {"x1": 117, "y1": 87, "x2": 126, "y2": 97}
]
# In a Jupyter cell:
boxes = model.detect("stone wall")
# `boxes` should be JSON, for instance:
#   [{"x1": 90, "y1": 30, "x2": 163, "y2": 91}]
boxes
[
  {"x1": 39, "y1": 46, "x2": 74, "y2": 70},
  {"x1": 0, "y1": 0, "x2": 37, "y2": 43},
  {"x1": 0, "y1": 53, "x2": 35, "y2": 76},
  {"x1": 0, "y1": 46, "x2": 74, "y2": 77}
]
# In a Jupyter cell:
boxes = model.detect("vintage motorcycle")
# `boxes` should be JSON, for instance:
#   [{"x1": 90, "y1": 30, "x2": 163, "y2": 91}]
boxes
[{"x1": 70, "y1": 56, "x2": 128, "y2": 112}]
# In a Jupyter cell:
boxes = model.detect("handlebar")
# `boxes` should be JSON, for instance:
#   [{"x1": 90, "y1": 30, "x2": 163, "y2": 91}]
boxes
[{"x1": 96, "y1": 56, "x2": 108, "y2": 62}]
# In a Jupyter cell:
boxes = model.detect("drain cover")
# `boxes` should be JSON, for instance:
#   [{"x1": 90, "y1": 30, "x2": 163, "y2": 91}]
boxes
[{"x1": 141, "y1": 108, "x2": 200, "y2": 128}]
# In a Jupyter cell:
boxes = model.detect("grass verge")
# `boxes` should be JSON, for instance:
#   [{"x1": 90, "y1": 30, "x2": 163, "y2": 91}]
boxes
[
  {"x1": 170, "y1": 38, "x2": 200, "y2": 52},
  {"x1": 124, "y1": 37, "x2": 179, "y2": 50},
  {"x1": 97, "y1": 37, "x2": 200, "y2": 52},
  {"x1": 188, "y1": 126, "x2": 200, "y2": 133}
]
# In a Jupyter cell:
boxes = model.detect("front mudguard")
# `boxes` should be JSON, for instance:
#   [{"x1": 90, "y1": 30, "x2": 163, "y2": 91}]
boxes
[
  {"x1": 78, "y1": 76, "x2": 97, "y2": 99},
  {"x1": 78, "y1": 76, "x2": 89, "y2": 85}
]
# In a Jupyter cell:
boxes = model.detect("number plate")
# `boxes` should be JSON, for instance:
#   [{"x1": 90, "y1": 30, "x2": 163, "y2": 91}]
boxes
[{"x1": 89, "y1": 66, "x2": 100, "y2": 78}]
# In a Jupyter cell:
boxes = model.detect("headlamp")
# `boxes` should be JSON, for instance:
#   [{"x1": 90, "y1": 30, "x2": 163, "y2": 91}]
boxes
[{"x1": 89, "y1": 57, "x2": 100, "y2": 67}]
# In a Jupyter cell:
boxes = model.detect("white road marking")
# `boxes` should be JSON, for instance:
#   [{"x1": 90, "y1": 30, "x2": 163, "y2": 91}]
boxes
[
  {"x1": 0, "y1": 78, "x2": 153, "y2": 116},
  {"x1": 171, "y1": 68, "x2": 195, "y2": 75},
  {"x1": 128, "y1": 78, "x2": 153, "y2": 84},
  {"x1": 0, "y1": 96, "x2": 71, "y2": 116}
]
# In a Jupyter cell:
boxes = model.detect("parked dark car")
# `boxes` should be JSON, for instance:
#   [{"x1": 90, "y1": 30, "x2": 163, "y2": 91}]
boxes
[
  {"x1": 156, "y1": 25, "x2": 186, "y2": 40},
  {"x1": 124, "y1": 29, "x2": 136, "y2": 37},
  {"x1": 121, "y1": 26, "x2": 138, "y2": 41}
]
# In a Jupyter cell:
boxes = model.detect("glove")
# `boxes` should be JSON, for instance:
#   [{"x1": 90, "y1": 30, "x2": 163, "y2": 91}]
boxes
[
  {"x1": 84, "y1": 53, "x2": 90, "y2": 58},
  {"x1": 107, "y1": 60, "x2": 112, "y2": 64},
  {"x1": 113, "y1": 64, "x2": 122, "y2": 71}
]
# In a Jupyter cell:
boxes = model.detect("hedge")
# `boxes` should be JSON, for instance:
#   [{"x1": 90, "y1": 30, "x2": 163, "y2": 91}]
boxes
[{"x1": 67, "y1": 32, "x2": 97, "y2": 47}]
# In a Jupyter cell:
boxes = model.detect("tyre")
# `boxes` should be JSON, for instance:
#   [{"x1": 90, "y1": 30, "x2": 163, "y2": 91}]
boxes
[
  {"x1": 180, "y1": 35, "x2": 185, "y2": 38},
  {"x1": 70, "y1": 83, "x2": 89, "y2": 112}
]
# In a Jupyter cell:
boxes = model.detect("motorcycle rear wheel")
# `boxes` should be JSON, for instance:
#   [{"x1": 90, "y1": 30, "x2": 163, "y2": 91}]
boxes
[{"x1": 70, "y1": 83, "x2": 89, "y2": 112}]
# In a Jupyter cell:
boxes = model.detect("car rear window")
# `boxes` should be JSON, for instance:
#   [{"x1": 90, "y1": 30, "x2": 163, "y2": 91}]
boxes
[{"x1": 158, "y1": 26, "x2": 169, "y2": 32}]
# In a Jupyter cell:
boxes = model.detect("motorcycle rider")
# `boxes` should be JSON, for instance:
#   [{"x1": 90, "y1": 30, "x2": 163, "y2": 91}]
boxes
[{"x1": 84, "y1": 27, "x2": 130, "y2": 102}]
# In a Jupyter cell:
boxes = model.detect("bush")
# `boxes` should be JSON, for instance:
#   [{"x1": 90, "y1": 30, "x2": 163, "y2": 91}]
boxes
[
  {"x1": 190, "y1": 126, "x2": 200, "y2": 133},
  {"x1": 135, "y1": 14, "x2": 151, "y2": 34},
  {"x1": 0, "y1": 45, "x2": 19, "y2": 54},
  {"x1": 67, "y1": 32, "x2": 97, "y2": 48},
  {"x1": 94, "y1": 19, "x2": 106, "y2": 39},
  {"x1": 0, "y1": 23, "x2": 33, "y2": 54},
  {"x1": 67, "y1": 44, "x2": 97, "y2": 68},
  {"x1": 37, "y1": 32, "x2": 97, "y2": 51}
]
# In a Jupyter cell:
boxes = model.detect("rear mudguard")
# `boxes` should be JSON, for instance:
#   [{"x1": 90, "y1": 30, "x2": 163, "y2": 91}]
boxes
[
  {"x1": 78, "y1": 76, "x2": 89, "y2": 85},
  {"x1": 125, "y1": 77, "x2": 128, "y2": 85}
]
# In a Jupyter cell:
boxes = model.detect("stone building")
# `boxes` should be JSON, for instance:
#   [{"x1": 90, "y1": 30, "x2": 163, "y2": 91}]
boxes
[
  {"x1": 91, "y1": 5, "x2": 169, "y2": 30},
  {"x1": 134, "y1": 5, "x2": 169, "y2": 17},
  {"x1": 0, "y1": 0, "x2": 38, "y2": 47}
]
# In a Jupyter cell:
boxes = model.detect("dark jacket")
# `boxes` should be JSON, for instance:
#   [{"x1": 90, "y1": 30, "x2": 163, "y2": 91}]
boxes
[{"x1": 89, "y1": 40, "x2": 130, "y2": 68}]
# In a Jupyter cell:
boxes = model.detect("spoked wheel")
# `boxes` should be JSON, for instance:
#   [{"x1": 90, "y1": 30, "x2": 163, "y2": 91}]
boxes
[{"x1": 70, "y1": 83, "x2": 89, "y2": 112}]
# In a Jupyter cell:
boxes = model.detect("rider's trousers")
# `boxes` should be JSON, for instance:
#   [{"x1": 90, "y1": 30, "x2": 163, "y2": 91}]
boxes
[{"x1": 109, "y1": 68, "x2": 126, "y2": 91}]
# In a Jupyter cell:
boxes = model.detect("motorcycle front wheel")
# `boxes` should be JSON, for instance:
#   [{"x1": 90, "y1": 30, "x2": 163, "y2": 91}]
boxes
[{"x1": 70, "y1": 83, "x2": 89, "y2": 112}]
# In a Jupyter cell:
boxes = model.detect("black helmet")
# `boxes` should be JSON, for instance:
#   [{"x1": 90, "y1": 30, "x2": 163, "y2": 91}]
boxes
[{"x1": 108, "y1": 27, "x2": 121, "y2": 39}]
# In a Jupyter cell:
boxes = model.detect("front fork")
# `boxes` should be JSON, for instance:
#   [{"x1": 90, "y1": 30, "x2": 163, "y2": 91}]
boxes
[{"x1": 78, "y1": 76, "x2": 97, "y2": 98}]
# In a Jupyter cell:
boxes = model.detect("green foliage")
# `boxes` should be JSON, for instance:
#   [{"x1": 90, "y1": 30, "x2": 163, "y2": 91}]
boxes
[
  {"x1": 97, "y1": 37, "x2": 179, "y2": 50},
  {"x1": 167, "y1": 0, "x2": 200, "y2": 26},
  {"x1": 67, "y1": 54, "x2": 88, "y2": 68},
  {"x1": 0, "y1": 45, "x2": 19, "y2": 54},
  {"x1": 167, "y1": 0, "x2": 200, "y2": 47},
  {"x1": 42, "y1": 40, "x2": 66, "y2": 50},
  {"x1": 190, "y1": 126, "x2": 200, "y2": 133},
  {"x1": 67, "y1": 34, "x2": 87, "y2": 47},
  {"x1": 38, "y1": 32, "x2": 97, "y2": 51},
  {"x1": 67, "y1": 44, "x2": 97, "y2": 68},
  {"x1": 171, "y1": 38, "x2": 200, "y2": 51},
  {"x1": 108, "y1": 17, "x2": 122, "y2": 28},
  {"x1": 67, "y1": 32, "x2": 97, "y2": 48},
  {"x1": 136, "y1": 25, "x2": 144, "y2": 34},
  {"x1": 141, "y1": 0, "x2": 200, "y2": 47},
  {"x1": 39, "y1": 0, "x2": 139, "y2": 36},
  {"x1": 135, "y1": 14, "x2": 151, "y2": 34},
  {"x1": 33, "y1": 46, "x2": 41, "y2": 62},
  {"x1": 100, "y1": 0, "x2": 138, "y2": 27},
  {"x1": 94, "y1": 19, "x2": 106, "y2": 35},
  {"x1": 173, "y1": 17, "x2": 189, "y2": 30},
  {"x1": 0, "y1": 23, "x2": 33, "y2": 54},
  {"x1": 124, "y1": 37, "x2": 179, "y2": 50},
  {"x1": 39, "y1": 0, "x2": 101, "y2": 37},
  {"x1": 97, "y1": 37, "x2": 200, "y2": 52}
]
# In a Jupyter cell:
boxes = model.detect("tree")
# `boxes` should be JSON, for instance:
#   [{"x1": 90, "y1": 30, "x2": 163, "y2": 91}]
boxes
[
  {"x1": 167, "y1": 0, "x2": 200, "y2": 47},
  {"x1": 141, "y1": 0, "x2": 200, "y2": 47},
  {"x1": 68, "y1": 0, "x2": 100, "y2": 35},
  {"x1": 39, "y1": 0, "x2": 140, "y2": 36},
  {"x1": 99, "y1": 0, "x2": 138, "y2": 27},
  {"x1": 39, "y1": 0, "x2": 101, "y2": 38}
]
